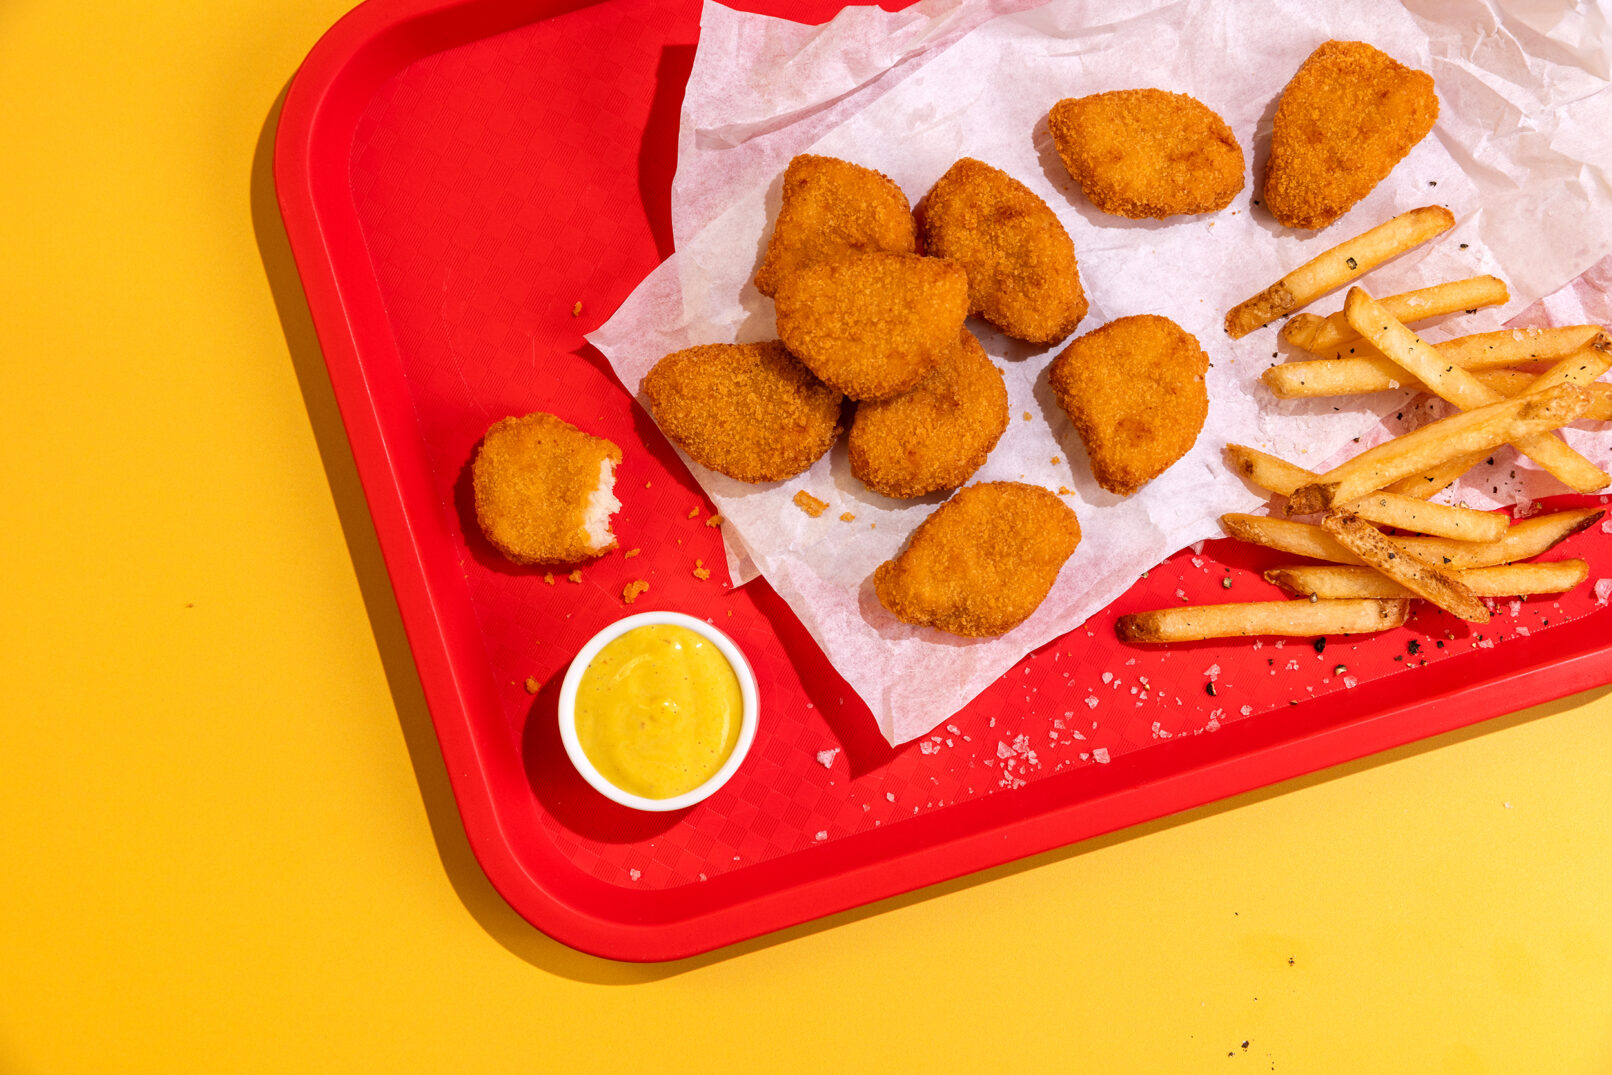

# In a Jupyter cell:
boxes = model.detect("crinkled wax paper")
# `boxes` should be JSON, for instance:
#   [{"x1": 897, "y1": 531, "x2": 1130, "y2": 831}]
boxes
[{"x1": 589, "y1": 0, "x2": 1612, "y2": 744}]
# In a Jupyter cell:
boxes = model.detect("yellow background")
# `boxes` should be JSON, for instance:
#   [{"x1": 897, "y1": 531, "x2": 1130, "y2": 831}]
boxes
[{"x1": 3, "y1": 2, "x2": 1610, "y2": 1071}]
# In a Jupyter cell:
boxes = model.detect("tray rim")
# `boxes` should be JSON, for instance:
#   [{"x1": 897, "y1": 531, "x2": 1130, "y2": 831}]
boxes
[{"x1": 272, "y1": 0, "x2": 1612, "y2": 962}]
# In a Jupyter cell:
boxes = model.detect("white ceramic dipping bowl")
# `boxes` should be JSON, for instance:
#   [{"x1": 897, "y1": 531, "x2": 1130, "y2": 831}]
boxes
[{"x1": 557, "y1": 611, "x2": 759, "y2": 812}]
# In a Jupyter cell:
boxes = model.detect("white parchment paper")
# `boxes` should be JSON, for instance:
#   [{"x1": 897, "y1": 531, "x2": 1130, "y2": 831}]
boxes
[{"x1": 589, "y1": 0, "x2": 1612, "y2": 744}]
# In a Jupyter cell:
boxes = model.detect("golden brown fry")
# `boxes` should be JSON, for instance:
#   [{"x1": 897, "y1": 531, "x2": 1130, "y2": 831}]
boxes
[
  {"x1": 918, "y1": 157, "x2": 1087, "y2": 344},
  {"x1": 1115, "y1": 598, "x2": 1409, "y2": 643},
  {"x1": 1263, "y1": 40, "x2": 1438, "y2": 230},
  {"x1": 1476, "y1": 370, "x2": 1612, "y2": 420},
  {"x1": 1222, "y1": 513, "x2": 1361, "y2": 564},
  {"x1": 1048, "y1": 315, "x2": 1209, "y2": 495},
  {"x1": 1286, "y1": 382, "x2": 1590, "y2": 514},
  {"x1": 1224, "y1": 444, "x2": 1315, "y2": 498},
  {"x1": 1265, "y1": 560, "x2": 1590, "y2": 600},
  {"x1": 873, "y1": 482, "x2": 1081, "y2": 637},
  {"x1": 1343, "y1": 288, "x2": 1608, "y2": 493},
  {"x1": 848, "y1": 328, "x2": 1009, "y2": 498},
  {"x1": 754, "y1": 154, "x2": 916, "y2": 298},
  {"x1": 1321, "y1": 511, "x2": 1489, "y2": 621},
  {"x1": 1382, "y1": 451, "x2": 1487, "y2": 500},
  {"x1": 472, "y1": 412, "x2": 622, "y2": 566},
  {"x1": 1434, "y1": 324, "x2": 1605, "y2": 368},
  {"x1": 1263, "y1": 328, "x2": 1612, "y2": 399},
  {"x1": 774, "y1": 251, "x2": 969, "y2": 401},
  {"x1": 1281, "y1": 275, "x2": 1508, "y2": 352},
  {"x1": 1225, "y1": 205, "x2": 1453, "y2": 338},
  {"x1": 1340, "y1": 490, "x2": 1508, "y2": 542},
  {"x1": 1223, "y1": 508, "x2": 1603, "y2": 569},
  {"x1": 1047, "y1": 89, "x2": 1244, "y2": 219},
  {"x1": 643, "y1": 341, "x2": 843, "y2": 484}
]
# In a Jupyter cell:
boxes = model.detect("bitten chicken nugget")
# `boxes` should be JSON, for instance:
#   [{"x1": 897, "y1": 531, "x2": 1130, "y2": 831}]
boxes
[
  {"x1": 918, "y1": 157, "x2": 1087, "y2": 345},
  {"x1": 642, "y1": 340, "x2": 843, "y2": 484},
  {"x1": 1264, "y1": 40, "x2": 1438, "y2": 230},
  {"x1": 472, "y1": 412, "x2": 622, "y2": 565},
  {"x1": 1048, "y1": 89, "x2": 1245, "y2": 219},
  {"x1": 754, "y1": 154, "x2": 917, "y2": 297},
  {"x1": 873, "y1": 482, "x2": 1081, "y2": 637},
  {"x1": 848, "y1": 327, "x2": 1009, "y2": 498},
  {"x1": 1048, "y1": 315, "x2": 1209, "y2": 496},
  {"x1": 773, "y1": 251, "x2": 969, "y2": 401}
]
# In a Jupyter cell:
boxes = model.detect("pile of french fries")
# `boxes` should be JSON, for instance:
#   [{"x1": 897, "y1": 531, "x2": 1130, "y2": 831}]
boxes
[{"x1": 1119, "y1": 207, "x2": 1609, "y2": 643}]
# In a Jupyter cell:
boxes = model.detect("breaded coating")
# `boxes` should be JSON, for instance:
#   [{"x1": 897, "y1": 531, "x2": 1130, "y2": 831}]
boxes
[
  {"x1": 918, "y1": 158, "x2": 1087, "y2": 345},
  {"x1": 773, "y1": 251, "x2": 969, "y2": 401},
  {"x1": 1264, "y1": 40, "x2": 1438, "y2": 230},
  {"x1": 873, "y1": 482, "x2": 1081, "y2": 637},
  {"x1": 642, "y1": 340, "x2": 842, "y2": 484},
  {"x1": 848, "y1": 327, "x2": 1009, "y2": 498},
  {"x1": 472, "y1": 411, "x2": 622, "y2": 565},
  {"x1": 754, "y1": 154, "x2": 917, "y2": 297},
  {"x1": 1048, "y1": 315, "x2": 1209, "y2": 496},
  {"x1": 1048, "y1": 89, "x2": 1245, "y2": 219}
]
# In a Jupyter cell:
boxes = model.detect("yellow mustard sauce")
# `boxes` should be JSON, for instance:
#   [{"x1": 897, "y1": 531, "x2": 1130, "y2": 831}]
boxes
[{"x1": 575, "y1": 624, "x2": 743, "y2": 799}]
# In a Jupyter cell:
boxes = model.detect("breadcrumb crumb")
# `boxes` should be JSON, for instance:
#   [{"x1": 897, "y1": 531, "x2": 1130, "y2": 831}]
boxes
[
  {"x1": 794, "y1": 490, "x2": 829, "y2": 517},
  {"x1": 706, "y1": 514, "x2": 723, "y2": 527},
  {"x1": 624, "y1": 548, "x2": 640, "y2": 558},
  {"x1": 693, "y1": 559, "x2": 711, "y2": 580},
  {"x1": 571, "y1": 301, "x2": 582, "y2": 317},
  {"x1": 687, "y1": 506, "x2": 700, "y2": 519},
  {"x1": 524, "y1": 676, "x2": 542, "y2": 694},
  {"x1": 543, "y1": 573, "x2": 555, "y2": 585},
  {"x1": 1051, "y1": 456, "x2": 1060, "y2": 465},
  {"x1": 622, "y1": 579, "x2": 649, "y2": 603},
  {"x1": 567, "y1": 569, "x2": 582, "y2": 583},
  {"x1": 840, "y1": 512, "x2": 856, "y2": 522}
]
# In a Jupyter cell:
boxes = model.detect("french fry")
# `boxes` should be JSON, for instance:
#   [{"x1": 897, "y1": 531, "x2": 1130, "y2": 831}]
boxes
[
  {"x1": 1435, "y1": 324, "x2": 1604, "y2": 368},
  {"x1": 1286, "y1": 383, "x2": 1591, "y2": 514},
  {"x1": 1224, "y1": 206, "x2": 1455, "y2": 339},
  {"x1": 1383, "y1": 451, "x2": 1488, "y2": 500},
  {"x1": 1224, "y1": 508, "x2": 1604, "y2": 569},
  {"x1": 1476, "y1": 370, "x2": 1612, "y2": 419},
  {"x1": 1224, "y1": 444, "x2": 1316, "y2": 498},
  {"x1": 1115, "y1": 598, "x2": 1410, "y2": 642},
  {"x1": 1281, "y1": 274, "x2": 1509, "y2": 353},
  {"x1": 1383, "y1": 341, "x2": 1609, "y2": 496},
  {"x1": 1399, "y1": 508, "x2": 1603, "y2": 569},
  {"x1": 1321, "y1": 512, "x2": 1490, "y2": 621},
  {"x1": 1343, "y1": 289, "x2": 1608, "y2": 493},
  {"x1": 1340, "y1": 490, "x2": 1509, "y2": 542},
  {"x1": 1261, "y1": 354, "x2": 1413, "y2": 397},
  {"x1": 1261, "y1": 331, "x2": 1612, "y2": 400},
  {"x1": 1265, "y1": 560, "x2": 1589, "y2": 600},
  {"x1": 1221, "y1": 513, "x2": 1362, "y2": 564}
]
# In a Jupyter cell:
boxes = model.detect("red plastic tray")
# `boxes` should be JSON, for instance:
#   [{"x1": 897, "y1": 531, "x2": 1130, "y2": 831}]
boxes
[{"x1": 273, "y1": 0, "x2": 1612, "y2": 961}]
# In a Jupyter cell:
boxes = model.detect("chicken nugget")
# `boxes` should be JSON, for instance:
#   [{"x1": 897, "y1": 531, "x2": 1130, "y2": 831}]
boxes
[
  {"x1": 773, "y1": 251, "x2": 969, "y2": 401},
  {"x1": 918, "y1": 158, "x2": 1087, "y2": 345},
  {"x1": 754, "y1": 154, "x2": 917, "y2": 297},
  {"x1": 472, "y1": 412, "x2": 622, "y2": 565},
  {"x1": 1048, "y1": 315, "x2": 1209, "y2": 497},
  {"x1": 642, "y1": 340, "x2": 843, "y2": 484},
  {"x1": 873, "y1": 482, "x2": 1080, "y2": 637},
  {"x1": 848, "y1": 327, "x2": 1009, "y2": 498},
  {"x1": 1048, "y1": 89, "x2": 1245, "y2": 219},
  {"x1": 1264, "y1": 41, "x2": 1438, "y2": 230}
]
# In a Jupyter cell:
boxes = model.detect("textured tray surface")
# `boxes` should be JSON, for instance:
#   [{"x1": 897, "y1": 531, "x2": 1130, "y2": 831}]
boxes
[{"x1": 278, "y1": 0, "x2": 1612, "y2": 958}]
